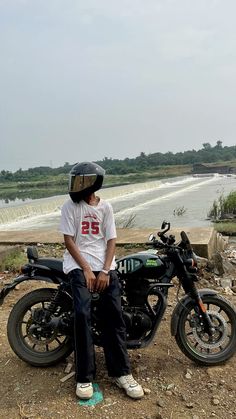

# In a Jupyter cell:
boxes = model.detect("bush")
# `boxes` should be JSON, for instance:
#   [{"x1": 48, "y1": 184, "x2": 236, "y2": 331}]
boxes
[
  {"x1": 208, "y1": 191, "x2": 236, "y2": 220},
  {"x1": 0, "y1": 248, "x2": 27, "y2": 272}
]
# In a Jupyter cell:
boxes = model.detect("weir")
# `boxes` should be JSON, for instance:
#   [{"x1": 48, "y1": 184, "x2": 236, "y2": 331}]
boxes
[
  {"x1": 0, "y1": 196, "x2": 66, "y2": 227},
  {"x1": 0, "y1": 227, "x2": 228, "y2": 259},
  {"x1": 0, "y1": 176, "x2": 224, "y2": 230},
  {"x1": 0, "y1": 181, "x2": 165, "y2": 227}
]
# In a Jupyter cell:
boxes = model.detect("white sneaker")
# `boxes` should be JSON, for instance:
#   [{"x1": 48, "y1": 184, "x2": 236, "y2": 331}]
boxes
[
  {"x1": 115, "y1": 374, "x2": 144, "y2": 399},
  {"x1": 76, "y1": 382, "x2": 93, "y2": 399}
]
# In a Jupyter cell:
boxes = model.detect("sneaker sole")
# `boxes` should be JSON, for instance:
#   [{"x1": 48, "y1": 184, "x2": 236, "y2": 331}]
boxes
[
  {"x1": 76, "y1": 392, "x2": 93, "y2": 400},
  {"x1": 115, "y1": 381, "x2": 144, "y2": 399}
]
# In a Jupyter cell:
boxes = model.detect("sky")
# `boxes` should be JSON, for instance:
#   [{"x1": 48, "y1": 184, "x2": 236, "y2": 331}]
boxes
[{"x1": 1, "y1": 0, "x2": 236, "y2": 172}]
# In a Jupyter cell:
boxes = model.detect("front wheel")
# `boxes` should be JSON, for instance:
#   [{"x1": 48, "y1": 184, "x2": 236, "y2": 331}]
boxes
[
  {"x1": 7, "y1": 288, "x2": 73, "y2": 367},
  {"x1": 175, "y1": 294, "x2": 236, "y2": 365}
]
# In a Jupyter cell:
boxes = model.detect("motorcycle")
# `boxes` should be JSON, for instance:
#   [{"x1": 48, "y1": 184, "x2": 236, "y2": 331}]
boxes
[{"x1": 0, "y1": 221, "x2": 236, "y2": 367}]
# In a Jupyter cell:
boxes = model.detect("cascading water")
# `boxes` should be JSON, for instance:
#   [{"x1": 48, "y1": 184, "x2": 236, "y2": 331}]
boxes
[{"x1": 0, "y1": 175, "x2": 236, "y2": 230}]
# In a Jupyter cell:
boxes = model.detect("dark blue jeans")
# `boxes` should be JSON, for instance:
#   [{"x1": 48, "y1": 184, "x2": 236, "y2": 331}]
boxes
[{"x1": 68, "y1": 269, "x2": 131, "y2": 383}]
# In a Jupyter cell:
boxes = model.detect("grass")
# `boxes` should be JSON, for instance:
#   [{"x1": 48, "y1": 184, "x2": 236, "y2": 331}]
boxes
[
  {"x1": 0, "y1": 248, "x2": 27, "y2": 272},
  {"x1": 214, "y1": 221, "x2": 236, "y2": 235}
]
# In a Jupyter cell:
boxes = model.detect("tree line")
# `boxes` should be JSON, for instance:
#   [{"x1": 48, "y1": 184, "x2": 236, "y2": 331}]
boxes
[{"x1": 1, "y1": 141, "x2": 235, "y2": 182}]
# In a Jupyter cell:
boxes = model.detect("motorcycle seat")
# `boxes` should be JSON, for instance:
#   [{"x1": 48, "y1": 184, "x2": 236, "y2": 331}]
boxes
[{"x1": 37, "y1": 258, "x2": 63, "y2": 273}]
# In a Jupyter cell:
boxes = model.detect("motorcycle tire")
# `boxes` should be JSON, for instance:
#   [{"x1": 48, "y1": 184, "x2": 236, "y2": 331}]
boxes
[
  {"x1": 175, "y1": 294, "x2": 236, "y2": 366},
  {"x1": 7, "y1": 288, "x2": 73, "y2": 367}
]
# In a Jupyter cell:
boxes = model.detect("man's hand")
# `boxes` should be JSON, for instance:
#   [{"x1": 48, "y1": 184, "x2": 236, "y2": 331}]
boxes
[
  {"x1": 95, "y1": 271, "x2": 110, "y2": 292},
  {"x1": 83, "y1": 268, "x2": 96, "y2": 292}
]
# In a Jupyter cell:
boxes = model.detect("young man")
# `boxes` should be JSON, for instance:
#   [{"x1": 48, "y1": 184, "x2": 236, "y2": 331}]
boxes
[{"x1": 59, "y1": 162, "x2": 144, "y2": 400}]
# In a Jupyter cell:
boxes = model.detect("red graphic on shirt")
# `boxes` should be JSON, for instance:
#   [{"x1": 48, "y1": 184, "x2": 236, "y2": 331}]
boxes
[{"x1": 81, "y1": 221, "x2": 100, "y2": 235}]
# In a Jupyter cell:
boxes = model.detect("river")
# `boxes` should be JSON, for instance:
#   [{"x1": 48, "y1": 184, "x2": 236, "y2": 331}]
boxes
[{"x1": 0, "y1": 174, "x2": 236, "y2": 231}]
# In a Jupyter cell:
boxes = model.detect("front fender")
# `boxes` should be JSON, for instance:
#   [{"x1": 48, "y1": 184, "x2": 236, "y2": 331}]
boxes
[
  {"x1": 170, "y1": 288, "x2": 218, "y2": 337},
  {"x1": 0, "y1": 274, "x2": 56, "y2": 306}
]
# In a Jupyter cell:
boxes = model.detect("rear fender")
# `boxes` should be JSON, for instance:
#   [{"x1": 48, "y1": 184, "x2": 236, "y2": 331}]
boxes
[
  {"x1": 0, "y1": 274, "x2": 57, "y2": 306},
  {"x1": 171, "y1": 288, "x2": 218, "y2": 337}
]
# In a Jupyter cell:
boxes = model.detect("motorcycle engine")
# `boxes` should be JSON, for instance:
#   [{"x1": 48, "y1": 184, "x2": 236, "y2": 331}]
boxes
[{"x1": 122, "y1": 308, "x2": 152, "y2": 340}]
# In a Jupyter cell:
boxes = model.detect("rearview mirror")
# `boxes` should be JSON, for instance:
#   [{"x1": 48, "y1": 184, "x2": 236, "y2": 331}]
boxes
[{"x1": 148, "y1": 233, "x2": 155, "y2": 241}]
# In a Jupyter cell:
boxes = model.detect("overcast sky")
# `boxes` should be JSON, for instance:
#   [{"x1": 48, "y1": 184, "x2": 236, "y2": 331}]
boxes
[{"x1": 1, "y1": 0, "x2": 236, "y2": 171}]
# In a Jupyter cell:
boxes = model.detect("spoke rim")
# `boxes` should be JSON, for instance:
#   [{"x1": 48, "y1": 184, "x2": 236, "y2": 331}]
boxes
[{"x1": 19, "y1": 300, "x2": 68, "y2": 354}]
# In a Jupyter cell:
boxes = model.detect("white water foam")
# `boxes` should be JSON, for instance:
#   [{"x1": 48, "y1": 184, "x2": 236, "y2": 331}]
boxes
[
  {"x1": 114, "y1": 176, "x2": 219, "y2": 218},
  {"x1": 0, "y1": 177, "x2": 191, "y2": 229},
  {"x1": 0, "y1": 174, "x2": 230, "y2": 230}
]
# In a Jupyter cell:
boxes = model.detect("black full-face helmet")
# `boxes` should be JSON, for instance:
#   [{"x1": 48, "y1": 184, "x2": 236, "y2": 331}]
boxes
[{"x1": 69, "y1": 161, "x2": 105, "y2": 203}]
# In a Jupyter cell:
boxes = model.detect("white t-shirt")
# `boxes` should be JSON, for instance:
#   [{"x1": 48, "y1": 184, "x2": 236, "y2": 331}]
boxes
[{"x1": 59, "y1": 198, "x2": 117, "y2": 274}]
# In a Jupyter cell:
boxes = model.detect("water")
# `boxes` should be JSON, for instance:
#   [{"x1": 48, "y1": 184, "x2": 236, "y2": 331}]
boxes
[{"x1": 0, "y1": 175, "x2": 236, "y2": 231}]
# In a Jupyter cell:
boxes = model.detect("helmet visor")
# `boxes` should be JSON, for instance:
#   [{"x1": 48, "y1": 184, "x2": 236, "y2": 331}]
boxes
[{"x1": 69, "y1": 174, "x2": 97, "y2": 193}]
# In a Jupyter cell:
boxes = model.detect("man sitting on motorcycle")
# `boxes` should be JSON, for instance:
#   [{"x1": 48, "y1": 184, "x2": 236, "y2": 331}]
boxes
[{"x1": 59, "y1": 161, "x2": 144, "y2": 400}]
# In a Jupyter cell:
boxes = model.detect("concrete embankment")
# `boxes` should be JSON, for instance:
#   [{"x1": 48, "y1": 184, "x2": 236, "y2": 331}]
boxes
[{"x1": 0, "y1": 227, "x2": 228, "y2": 260}]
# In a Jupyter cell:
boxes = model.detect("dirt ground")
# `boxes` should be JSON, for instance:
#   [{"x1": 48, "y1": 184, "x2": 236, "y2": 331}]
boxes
[{"x1": 0, "y1": 245, "x2": 236, "y2": 419}]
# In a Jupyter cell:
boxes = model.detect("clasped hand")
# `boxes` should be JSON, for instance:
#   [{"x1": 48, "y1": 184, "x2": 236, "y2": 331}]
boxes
[{"x1": 84, "y1": 269, "x2": 110, "y2": 293}]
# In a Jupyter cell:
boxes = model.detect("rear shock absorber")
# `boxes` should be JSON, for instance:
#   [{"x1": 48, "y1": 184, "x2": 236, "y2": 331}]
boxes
[{"x1": 47, "y1": 287, "x2": 64, "y2": 315}]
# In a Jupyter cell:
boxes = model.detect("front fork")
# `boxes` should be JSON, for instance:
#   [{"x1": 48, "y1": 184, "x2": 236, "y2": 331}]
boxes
[{"x1": 188, "y1": 283, "x2": 216, "y2": 336}]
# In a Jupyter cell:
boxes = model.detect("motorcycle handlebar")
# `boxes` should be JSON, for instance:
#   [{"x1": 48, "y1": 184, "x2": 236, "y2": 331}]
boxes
[{"x1": 145, "y1": 240, "x2": 180, "y2": 251}]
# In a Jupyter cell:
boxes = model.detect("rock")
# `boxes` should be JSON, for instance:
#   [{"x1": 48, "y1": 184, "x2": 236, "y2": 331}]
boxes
[
  {"x1": 165, "y1": 390, "x2": 173, "y2": 396},
  {"x1": 211, "y1": 252, "x2": 224, "y2": 276},
  {"x1": 220, "y1": 277, "x2": 233, "y2": 288},
  {"x1": 223, "y1": 286, "x2": 234, "y2": 295},
  {"x1": 212, "y1": 398, "x2": 220, "y2": 405},
  {"x1": 143, "y1": 387, "x2": 151, "y2": 395},
  {"x1": 219, "y1": 379, "x2": 226, "y2": 386},
  {"x1": 222, "y1": 259, "x2": 236, "y2": 275},
  {"x1": 186, "y1": 402, "x2": 194, "y2": 409},
  {"x1": 64, "y1": 362, "x2": 73, "y2": 374},
  {"x1": 185, "y1": 373, "x2": 192, "y2": 380},
  {"x1": 156, "y1": 399, "x2": 165, "y2": 408},
  {"x1": 196, "y1": 256, "x2": 208, "y2": 268}
]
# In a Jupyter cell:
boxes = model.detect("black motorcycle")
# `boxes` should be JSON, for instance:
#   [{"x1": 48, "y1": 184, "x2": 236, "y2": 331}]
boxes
[{"x1": 1, "y1": 222, "x2": 236, "y2": 367}]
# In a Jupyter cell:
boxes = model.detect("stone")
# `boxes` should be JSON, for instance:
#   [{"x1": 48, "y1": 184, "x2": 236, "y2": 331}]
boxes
[
  {"x1": 165, "y1": 390, "x2": 173, "y2": 396},
  {"x1": 156, "y1": 399, "x2": 165, "y2": 408},
  {"x1": 212, "y1": 398, "x2": 220, "y2": 405},
  {"x1": 223, "y1": 286, "x2": 234, "y2": 295},
  {"x1": 220, "y1": 277, "x2": 233, "y2": 288},
  {"x1": 211, "y1": 252, "x2": 224, "y2": 276},
  {"x1": 143, "y1": 388, "x2": 151, "y2": 395},
  {"x1": 186, "y1": 402, "x2": 194, "y2": 409}
]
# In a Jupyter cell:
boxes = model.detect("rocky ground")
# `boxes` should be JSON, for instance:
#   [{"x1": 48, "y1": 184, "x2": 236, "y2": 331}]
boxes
[{"x1": 0, "y1": 243, "x2": 236, "y2": 419}]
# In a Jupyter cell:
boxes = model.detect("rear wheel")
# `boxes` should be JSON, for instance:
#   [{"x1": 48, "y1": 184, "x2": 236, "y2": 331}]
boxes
[
  {"x1": 7, "y1": 288, "x2": 73, "y2": 367},
  {"x1": 175, "y1": 295, "x2": 236, "y2": 365}
]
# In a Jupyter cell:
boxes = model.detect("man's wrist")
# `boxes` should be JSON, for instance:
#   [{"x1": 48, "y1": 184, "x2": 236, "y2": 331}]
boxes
[{"x1": 101, "y1": 269, "x2": 110, "y2": 275}]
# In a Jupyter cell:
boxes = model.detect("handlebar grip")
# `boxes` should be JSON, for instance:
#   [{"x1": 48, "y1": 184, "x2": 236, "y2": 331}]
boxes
[{"x1": 145, "y1": 240, "x2": 165, "y2": 249}]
